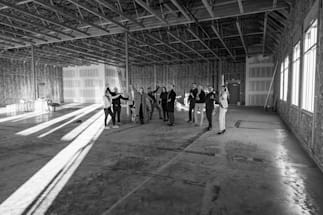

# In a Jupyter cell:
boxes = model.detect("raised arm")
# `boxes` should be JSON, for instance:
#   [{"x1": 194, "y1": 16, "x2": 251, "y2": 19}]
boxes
[
  {"x1": 152, "y1": 86, "x2": 160, "y2": 94},
  {"x1": 120, "y1": 95, "x2": 129, "y2": 100},
  {"x1": 111, "y1": 94, "x2": 121, "y2": 99}
]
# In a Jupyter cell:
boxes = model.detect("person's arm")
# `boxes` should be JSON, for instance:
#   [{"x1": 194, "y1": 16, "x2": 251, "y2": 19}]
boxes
[
  {"x1": 106, "y1": 87, "x2": 112, "y2": 94},
  {"x1": 120, "y1": 95, "x2": 129, "y2": 100},
  {"x1": 173, "y1": 92, "x2": 177, "y2": 102},
  {"x1": 111, "y1": 94, "x2": 121, "y2": 99},
  {"x1": 152, "y1": 86, "x2": 160, "y2": 94}
]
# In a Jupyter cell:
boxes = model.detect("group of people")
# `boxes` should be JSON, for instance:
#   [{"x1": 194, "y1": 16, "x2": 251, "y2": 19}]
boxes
[
  {"x1": 103, "y1": 82, "x2": 229, "y2": 134},
  {"x1": 187, "y1": 83, "x2": 229, "y2": 134},
  {"x1": 103, "y1": 83, "x2": 176, "y2": 129}
]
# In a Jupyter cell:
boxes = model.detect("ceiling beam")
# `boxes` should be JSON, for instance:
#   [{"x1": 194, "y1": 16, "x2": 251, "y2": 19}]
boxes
[
  {"x1": 236, "y1": 20, "x2": 248, "y2": 55},
  {"x1": 95, "y1": 37, "x2": 163, "y2": 62},
  {"x1": 130, "y1": 35, "x2": 176, "y2": 59},
  {"x1": 186, "y1": 28, "x2": 220, "y2": 59},
  {"x1": 32, "y1": 0, "x2": 109, "y2": 34},
  {"x1": 237, "y1": 0, "x2": 244, "y2": 13},
  {"x1": 0, "y1": 32, "x2": 33, "y2": 44},
  {"x1": 0, "y1": 11, "x2": 73, "y2": 38},
  {"x1": 201, "y1": 0, "x2": 214, "y2": 18},
  {"x1": 81, "y1": 40, "x2": 154, "y2": 63},
  {"x1": 262, "y1": 12, "x2": 268, "y2": 56},
  {"x1": 170, "y1": 0, "x2": 192, "y2": 21},
  {"x1": 0, "y1": 21, "x2": 60, "y2": 40},
  {"x1": 112, "y1": 37, "x2": 166, "y2": 61},
  {"x1": 167, "y1": 31, "x2": 208, "y2": 60},
  {"x1": 210, "y1": 25, "x2": 235, "y2": 60},
  {"x1": 0, "y1": 36, "x2": 25, "y2": 45},
  {"x1": 66, "y1": 0, "x2": 128, "y2": 31},
  {"x1": 1, "y1": 1, "x2": 288, "y2": 51},
  {"x1": 0, "y1": 28, "x2": 46, "y2": 42},
  {"x1": 0, "y1": 0, "x2": 34, "y2": 11},
  {"x1": 93, "y1": 0, "x2": 144, "y2": 28},
  {"x1": 0, "y1": 0, "x2": 88, "y2": 36},
  {"x1": 146, "y1": 33, "x2": 193, "y2": 60},
  {"x1": 134, "y1": 0, "x2": 168, "y2": 25}
]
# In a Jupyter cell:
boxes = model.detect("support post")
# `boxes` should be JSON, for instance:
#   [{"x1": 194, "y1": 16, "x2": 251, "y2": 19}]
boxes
[
  {"x1": 218, "y1": 59, "x2": 223, "y2": 93},
  {"x1": 125, "y1": 32, "x2": 129, "y2": 116},
  {"x1": 154, "y1": 64, "x2": 157, "y2": 88},
  {"x1": 31, "y1": 45, "x2": 37, "y2": 100}
]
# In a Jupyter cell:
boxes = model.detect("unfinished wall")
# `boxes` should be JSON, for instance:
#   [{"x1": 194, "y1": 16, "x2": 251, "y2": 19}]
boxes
[
  {"x1": 0, "y1": 58, "x2": 63, "y2": 106},
  {"x1": 129, "y1": 60, "x2": 246, "y2": 104},
  {"x1": 221, "y1": 60, "x2": 246, "y2": 105},
  {"x1": 275, "y1": 0, "x2": 323, "y2": 171},
  {"x1": 129, "y1": 61, "x2": 218, "y2": 97}
]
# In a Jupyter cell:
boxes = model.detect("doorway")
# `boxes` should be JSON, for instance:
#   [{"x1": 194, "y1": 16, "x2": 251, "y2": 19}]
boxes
[{"x1": 227, "y1": 82, "x2": 240, "y2": 105}]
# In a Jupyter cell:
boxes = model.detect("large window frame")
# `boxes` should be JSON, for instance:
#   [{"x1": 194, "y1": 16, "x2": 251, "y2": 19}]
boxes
[
  {"x1": 280, "y1": 56, "x2": 289, "y2": 102},
  {"x1": 302, "y1": 19, "x2": 318, "y2": 113},
  {"x1": 291, "y1": 42, "x2": 301, "y2": 106}
]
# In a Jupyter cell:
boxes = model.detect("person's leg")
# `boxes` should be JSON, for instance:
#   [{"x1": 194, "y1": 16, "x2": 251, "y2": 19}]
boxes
[
  {"x1": 205, "y1": 108, "x2": 212, "y2": 129},
  {"x1": 219, "y1": 108, "x2": 224, "y2": 132},
  {"x1": 194, "y1": 105, "x2": 198, "y2": 125},
  {"x1": 150, "y1": 102, "x2": 155, "y2": 120},
  {"x1": 209, "y1": 108, "x2": 213, "y2": 128},
  {"x1": 223, "y1": 109, "x2": 227, "y2": 131},
  {"x1": 139, "y1": 104, "x2": 144, "y2": 124},
  {"x1": 200, "y1": 104, "x2": 204, "y2": 127},
  {"x1": 111, "y1": 106, "x2": 117, "y2": 125},
  {"x1": 188, "y1": 103, "x2": 193, "y2": 122},
  {"x1": 162, "y1": 104, "x2": 166, "y2": 120},
  {"x1": 117, "y1": 106, "x2": 121, "y2": 123},
  {"x1": 156, "y1": 103, "x2": 162, "y2": 119},
  {"x1": 169, "y1": 112, "x2": 174, "y2": 125},
  {"x1": 104, "y1": 108, "x2": 108, "y2": 126},
  {"x1": 108, "y1": 107, "x2": 116, "y2": 126}
]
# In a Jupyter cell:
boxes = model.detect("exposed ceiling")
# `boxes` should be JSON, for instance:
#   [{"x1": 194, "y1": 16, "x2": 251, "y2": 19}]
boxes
[{"x1": 0, "y1": 0, "x2": 293, "y2": 66}]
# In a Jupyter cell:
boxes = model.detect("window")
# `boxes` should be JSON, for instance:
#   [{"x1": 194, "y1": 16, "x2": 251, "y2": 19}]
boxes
[
  {"x1": 292, "y1": 42, "x2": 300, "y2": 106},
  {"x1": 302, "y1": 19, "x2": 317, "y2": 112},
  {"x1": 280, "y1": 56, "x2": 289, "y2": 101}
]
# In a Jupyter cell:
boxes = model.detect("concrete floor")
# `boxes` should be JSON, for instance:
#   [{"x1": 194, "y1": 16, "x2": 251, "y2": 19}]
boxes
[{"x1": 0, "y1": 105, "x2": 323, "y2": 215}]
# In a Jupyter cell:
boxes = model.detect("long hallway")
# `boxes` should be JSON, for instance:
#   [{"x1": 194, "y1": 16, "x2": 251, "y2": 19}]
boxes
[{"x1": 0, "y1": 106, "x2": 322, "y2": 215}]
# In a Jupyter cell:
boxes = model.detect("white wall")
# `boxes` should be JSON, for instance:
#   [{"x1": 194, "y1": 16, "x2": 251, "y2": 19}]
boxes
[
  {"x1": 63, "y1": 64, "x2": 105, "y2": 103},
  {"x1": 245, "y1": 55, "x2": 275, "y2": 106}
]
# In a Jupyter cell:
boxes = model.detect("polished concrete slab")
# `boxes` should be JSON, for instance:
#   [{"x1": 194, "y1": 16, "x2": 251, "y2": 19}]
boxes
[{"x1": 0, "y1": 106, "x2": 323, "y2": 215}]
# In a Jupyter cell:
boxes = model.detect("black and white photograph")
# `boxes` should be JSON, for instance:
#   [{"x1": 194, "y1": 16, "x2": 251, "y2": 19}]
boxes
[{"x1": 0, "y1": 0, "x2": 323, "y2": 214}]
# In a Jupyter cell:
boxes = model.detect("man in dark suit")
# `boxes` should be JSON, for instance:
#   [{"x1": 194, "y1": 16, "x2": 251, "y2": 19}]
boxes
[
  {"x1": 187, "y1": 83, "x2": 198, "y2": 123},
  {"x1": 205, "y1": 86, "x2": 217, "y2": 131},
  {"x1": 167, "y1": 84, "x2": 176, "y2": 126}
]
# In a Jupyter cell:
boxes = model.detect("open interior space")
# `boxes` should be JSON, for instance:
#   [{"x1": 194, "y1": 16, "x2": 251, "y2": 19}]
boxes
[{"x1": 1, "y1": 0, "x2": 323, "y2": 214}]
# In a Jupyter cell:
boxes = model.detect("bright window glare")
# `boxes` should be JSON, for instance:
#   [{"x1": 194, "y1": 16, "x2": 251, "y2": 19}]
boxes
[
  {"x1": 61, "y1": 111, "x2": 103, "y2": 141},
  {"x1": 0, "y1": 112, "x2": 44, "y2": 123},
  {"x1": 16, "y1": 104, "x2": 99, "y2": 136},
  {"x1": 0, "y1": 114, "x2": 106, "y2": 215},
  {"x1": 280, "y1": 56, "x2": 289, "y2": 101},
  {"x1": 38, "y1": 105, "x2": 100, "y2": 138},
  {"x1": 292, "y1": 42, "x2": 301, "y2": 106},
  {"x1": 302, "y1": 20, "x2": 317, "y2": 112}
]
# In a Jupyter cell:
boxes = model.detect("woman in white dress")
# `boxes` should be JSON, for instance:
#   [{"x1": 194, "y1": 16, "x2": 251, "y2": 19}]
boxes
[{"x1": 218, "y1": 85, "x2": 229, "y2": 134}]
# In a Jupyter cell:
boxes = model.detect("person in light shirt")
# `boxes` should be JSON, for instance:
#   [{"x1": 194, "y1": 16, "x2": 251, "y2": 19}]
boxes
[
  {"x1": 218, "y1": 85, "x2": 229, "y2": 134},
  {"x1": 103, "y1": 89, "x2": 121, "y2": 129}
]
